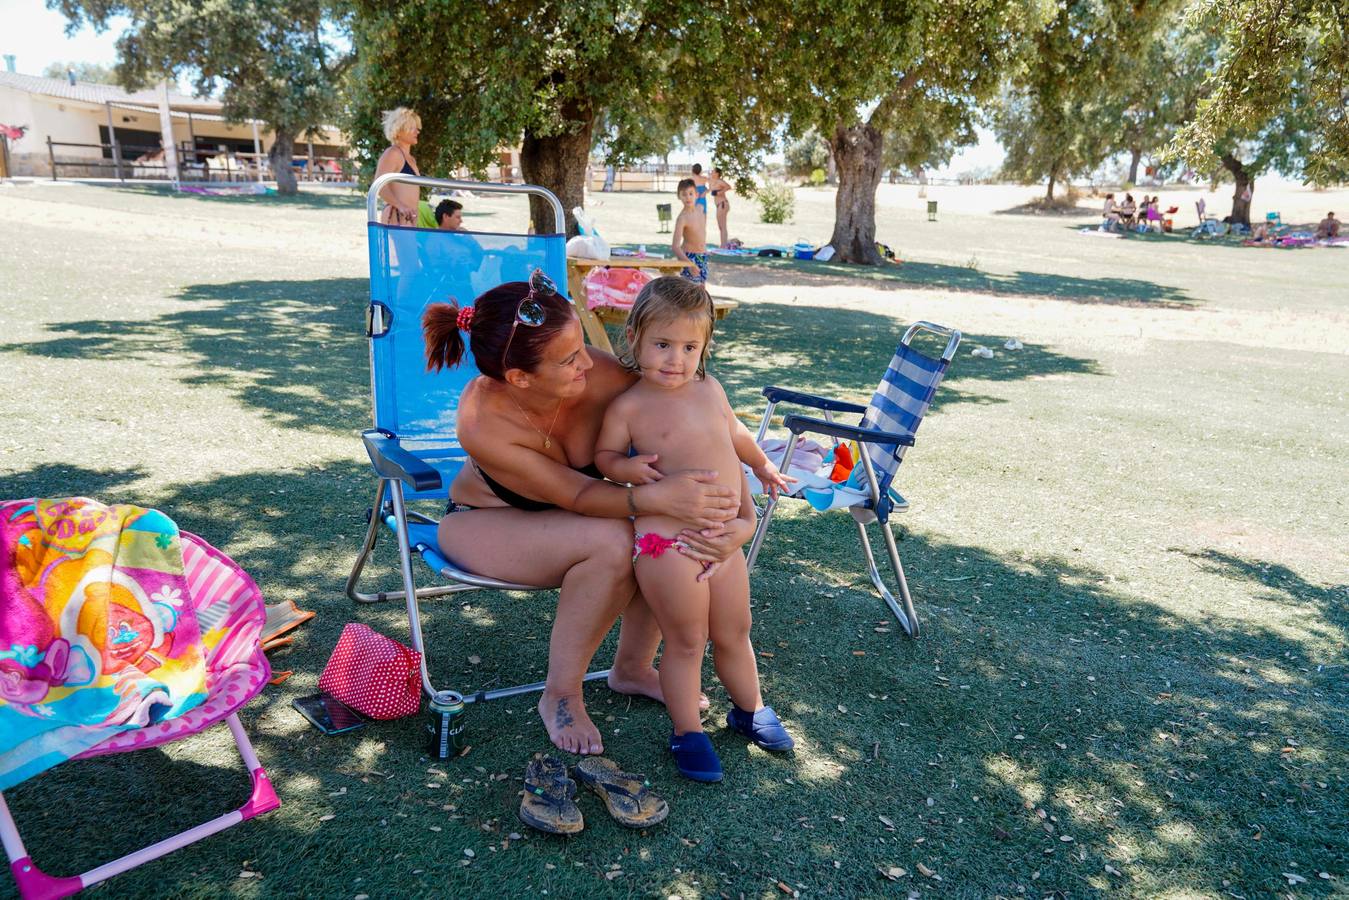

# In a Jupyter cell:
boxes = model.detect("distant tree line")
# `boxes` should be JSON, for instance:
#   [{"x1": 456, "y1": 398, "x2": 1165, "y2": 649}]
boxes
[{"x1": 51, "y1": 0, "x2": 1347, "y2": 246}]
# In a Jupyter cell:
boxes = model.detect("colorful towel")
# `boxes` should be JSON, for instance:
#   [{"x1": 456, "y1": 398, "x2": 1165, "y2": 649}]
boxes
[{"x1": 0, "y1": 498, "x2": 209, "y2": 789}]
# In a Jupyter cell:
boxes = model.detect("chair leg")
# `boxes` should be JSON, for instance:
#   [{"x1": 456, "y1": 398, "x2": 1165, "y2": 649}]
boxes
[
  {"x1": 346, "y1": 480, "x2": 469, "y2": 605},
  {"x1": 388, "y1": 479, "x2": 439, "y2": 698},
  {"x1": 1, "y1": 713, "x2": 279, "y2": 900},
  {"x1": 346, "y1": 479, "x2": 388, "y2": 603},
  {"x1": 745, "y1": 495, "x2": 779, "y2": 571},
  {"x1": 854, "y1": 519, "x2": 919, "y2": 637}
]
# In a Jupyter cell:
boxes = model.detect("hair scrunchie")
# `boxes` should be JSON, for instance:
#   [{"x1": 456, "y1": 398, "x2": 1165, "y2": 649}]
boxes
[{"x1": 456, "y1": 306, "x2": 475, "y2": 332}]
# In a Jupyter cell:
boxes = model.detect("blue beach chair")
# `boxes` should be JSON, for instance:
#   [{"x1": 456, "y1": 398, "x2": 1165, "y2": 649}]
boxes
[
  {"x1": 744, "y1": 323, "x2": 961, "y2": 637},
  {"x1": 345, "y1": 175, "x2": 610, "y2": 703}
]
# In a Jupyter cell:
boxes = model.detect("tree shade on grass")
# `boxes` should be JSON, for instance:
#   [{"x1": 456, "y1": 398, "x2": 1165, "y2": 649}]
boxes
[{"x1": 1, "y1": 182, "x2": 1344, "y2": 898}]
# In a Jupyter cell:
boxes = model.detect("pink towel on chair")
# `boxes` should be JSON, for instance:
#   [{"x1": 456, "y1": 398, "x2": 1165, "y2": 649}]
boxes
[{"x1": 0, "y1": 498, "x2": 218, "y2": 788}]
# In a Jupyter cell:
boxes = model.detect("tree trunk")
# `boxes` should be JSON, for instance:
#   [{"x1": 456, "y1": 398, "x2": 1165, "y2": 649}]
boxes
[
  {"x1": 1045, "y1": 168, "x2": 1057, "y2": 201},
  {"x1": 269, "y1": 128, "x2": 297, "y2": 195},
  {"x1": 824, "y1": 147, "x2": 837, "y2": 185},
  {"x1": 1220, "y1": 151, "x2": 1253, "y2": 227},
  {"x1": 1127, "y1": 147, "x2": 1141, "y2": 185},
  {"x1": 827, "y1": 121, "x2": 884, "y2": 265},
  {"x1": 520, "y1": 102, "x2": 596, "y2": 237}
]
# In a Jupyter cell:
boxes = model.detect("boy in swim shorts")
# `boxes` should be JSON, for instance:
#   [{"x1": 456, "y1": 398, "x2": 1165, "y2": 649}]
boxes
[{"x1": 672, "y1": 178, "x2": 709, "y2": 283}]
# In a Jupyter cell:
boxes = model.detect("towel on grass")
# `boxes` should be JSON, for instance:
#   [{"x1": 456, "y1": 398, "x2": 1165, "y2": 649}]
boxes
[{"x1": 0, "y1": 498, "x2": 208, "y2": 789}]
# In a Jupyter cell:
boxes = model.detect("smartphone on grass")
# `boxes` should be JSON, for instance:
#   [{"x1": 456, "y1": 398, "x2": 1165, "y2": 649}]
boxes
[{"x1": 293, "y1": 693, "x2": 368, "y2": 735}]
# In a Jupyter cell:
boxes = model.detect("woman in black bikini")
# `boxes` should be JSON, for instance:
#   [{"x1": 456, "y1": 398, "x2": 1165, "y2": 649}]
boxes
[
  {"x1": 710, "y1": 168, "x2": 733, "y2": 248},
  {"x1": 422, "y1": 275, "x2": 750, "y2": 756},
  {"x1": 375, "y1": 107, "x2": 422, "y2": 225}
]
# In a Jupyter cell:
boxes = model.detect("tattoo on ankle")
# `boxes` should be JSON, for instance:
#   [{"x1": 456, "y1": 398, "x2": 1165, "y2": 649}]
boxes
[{"x1": 555, "y1": 697, "x2": 575, "y2": 728}]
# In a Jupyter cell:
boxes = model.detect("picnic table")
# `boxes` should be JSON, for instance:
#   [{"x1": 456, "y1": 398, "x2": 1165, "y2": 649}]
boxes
[{"x1": 566, "y1": 256, "x2": 739, "y2": 353}]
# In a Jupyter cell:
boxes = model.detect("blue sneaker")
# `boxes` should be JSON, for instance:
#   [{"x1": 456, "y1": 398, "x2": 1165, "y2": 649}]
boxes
[
  {"x1": 669, "y1": 731, "x2": 723, "y2": 782},
  {"x1": 727, "y1": 705, "x2": 795, "y2": 751}
]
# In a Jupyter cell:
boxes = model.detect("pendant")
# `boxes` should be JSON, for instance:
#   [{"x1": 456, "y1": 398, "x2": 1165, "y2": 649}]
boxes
[{"x1": 544, "y1": 438, "x2": 551, "y2": 449}]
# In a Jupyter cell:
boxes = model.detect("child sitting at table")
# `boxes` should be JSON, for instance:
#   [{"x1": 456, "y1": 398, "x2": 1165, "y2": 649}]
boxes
[{"x1": 595, "y1": 276, "x2": 793, "y2": 781}]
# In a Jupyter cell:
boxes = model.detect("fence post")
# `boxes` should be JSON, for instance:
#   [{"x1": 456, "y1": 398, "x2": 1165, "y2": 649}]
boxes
[
  {"x1": 105, "y1": 101, "x2": 124, "y2": 181},
  {"x1": 47, "y1": 136, "x2": 56, "y2": 181},
  {"x1": 251, "y1": 121, "x2": 264, "y2": 182}
]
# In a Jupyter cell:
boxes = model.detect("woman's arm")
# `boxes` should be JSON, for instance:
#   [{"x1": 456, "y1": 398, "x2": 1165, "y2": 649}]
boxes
[{"x1": 463, "y1": 428, "x2": 736, "y2": 528}]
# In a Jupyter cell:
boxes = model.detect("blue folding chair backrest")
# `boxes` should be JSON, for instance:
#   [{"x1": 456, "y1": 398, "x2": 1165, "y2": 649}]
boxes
[
  {"x1": 857, "y1": 325, "x2": 958, "y2": 499},
  {"x1": 366, "y1": 222, "x2": 569, "y2": 500}
]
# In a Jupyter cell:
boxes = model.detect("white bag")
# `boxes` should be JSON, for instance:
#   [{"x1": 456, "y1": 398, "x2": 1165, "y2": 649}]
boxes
[{"x1": 570, "y1": 206, "x2": 610, "y2": 259}]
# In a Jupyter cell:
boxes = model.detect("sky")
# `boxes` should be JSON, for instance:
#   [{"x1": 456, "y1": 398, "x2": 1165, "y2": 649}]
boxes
[{"x1": 0, "y1": 0, "x2": 130, "y2": 76}]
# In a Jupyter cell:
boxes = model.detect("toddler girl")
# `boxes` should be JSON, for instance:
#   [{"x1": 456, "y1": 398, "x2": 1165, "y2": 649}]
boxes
[{"x1": 595, "y1": 277, "x2": 795, "y2": 781}]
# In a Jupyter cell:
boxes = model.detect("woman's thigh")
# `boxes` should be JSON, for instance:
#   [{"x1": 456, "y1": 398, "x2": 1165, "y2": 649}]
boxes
[{"x1": 437, "y1": 507, "x2": 632, "y2": 587}]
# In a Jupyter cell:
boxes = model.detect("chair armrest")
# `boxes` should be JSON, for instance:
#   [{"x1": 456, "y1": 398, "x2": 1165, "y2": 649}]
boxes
[
  {"x1": 783, "y1": 414, "x2": 915, "y2": 447},
  {"x1": 362, "y1": 430, "x2": 442, "y2": 492},
  {"x1": 762, "y1": 385, "x2": 868, "y2": 415}
]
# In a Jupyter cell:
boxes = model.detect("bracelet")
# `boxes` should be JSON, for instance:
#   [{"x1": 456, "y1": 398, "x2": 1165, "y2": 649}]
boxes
[{"x1": 626, "y1": 486, "x2": 638, "y2": 516}]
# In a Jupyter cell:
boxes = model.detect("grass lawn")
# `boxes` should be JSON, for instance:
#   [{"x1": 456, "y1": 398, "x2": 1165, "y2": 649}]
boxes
[{"x1": 0, "y1": 180, "x2": 1345, "y2": 899}]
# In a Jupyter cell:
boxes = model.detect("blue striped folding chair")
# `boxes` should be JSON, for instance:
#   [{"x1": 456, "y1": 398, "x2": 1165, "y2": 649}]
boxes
[
  {"x1": 744, "y1": 322, "x2": 961, "y2": 637},
  {"x1": 345, "y1": 175, "x2": 610, "y2": 703}
]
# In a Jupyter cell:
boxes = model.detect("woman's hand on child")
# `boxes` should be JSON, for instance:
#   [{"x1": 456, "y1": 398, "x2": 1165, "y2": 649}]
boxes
[
  {"x1": 752, "y1": 460, "x2": 795, "y2": 499},
  {"x1": 676, "y1": 514, "x2": 756, "y2": 581},
  {"x1": 652, "y1": 470, "x2": 738, "y2": 530}
]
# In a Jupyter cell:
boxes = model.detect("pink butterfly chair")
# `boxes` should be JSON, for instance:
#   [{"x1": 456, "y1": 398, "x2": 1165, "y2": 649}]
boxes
[{"x1": 0, "y1": 533, "x2": 279, "y2": 899}]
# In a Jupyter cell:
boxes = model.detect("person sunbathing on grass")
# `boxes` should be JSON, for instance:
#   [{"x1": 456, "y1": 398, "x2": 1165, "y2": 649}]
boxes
[
  {"x1": 420, "y1": 272, "x2": 743, "y2": 756},
  {"x1": 595, "y1": 276, "x2": 796, "y2": 782}
]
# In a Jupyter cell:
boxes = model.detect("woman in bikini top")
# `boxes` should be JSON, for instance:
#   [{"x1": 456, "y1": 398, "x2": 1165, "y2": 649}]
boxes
[
  {"x1": 420, "y1": 276, "x2": 751, "y2": 757},
  {"x1": 374, "y1": 107, "x2": 422, "y2": 225}
]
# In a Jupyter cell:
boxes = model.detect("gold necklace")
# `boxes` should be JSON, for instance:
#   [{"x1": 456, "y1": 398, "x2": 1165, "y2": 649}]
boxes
[{"x1": 508, "y1": 392, "x2": 563, "y2": 449}]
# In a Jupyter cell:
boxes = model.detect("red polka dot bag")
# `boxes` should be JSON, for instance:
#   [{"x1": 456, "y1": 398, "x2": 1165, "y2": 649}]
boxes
[{"x1": 318, "y1": 623, "x2": 423, "y2": 720}]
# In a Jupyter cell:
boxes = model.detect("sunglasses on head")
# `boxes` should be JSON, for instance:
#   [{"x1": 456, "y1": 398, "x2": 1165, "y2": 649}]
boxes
[{"x1": 501, "y1": 268, "x2": 560, "y2": 372}]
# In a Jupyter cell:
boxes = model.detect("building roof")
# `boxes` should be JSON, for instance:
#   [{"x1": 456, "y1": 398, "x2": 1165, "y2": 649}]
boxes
[{"x1": 0, "y1": 70, "x2": 222, "y2": 113}]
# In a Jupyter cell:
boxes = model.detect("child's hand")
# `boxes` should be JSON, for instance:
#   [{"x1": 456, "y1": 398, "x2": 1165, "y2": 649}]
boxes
[
  {"x1": 618, "y1": 453, "x2": 663, "y2": 485},
  {"x1": 752, "y1": 459, "x2": 795, "y2": 499}
]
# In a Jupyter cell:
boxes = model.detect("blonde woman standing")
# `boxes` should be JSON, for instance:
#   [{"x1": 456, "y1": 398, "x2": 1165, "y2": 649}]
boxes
[{"x1": 375, "y1": 107, "x2": 422, "y2": 225}]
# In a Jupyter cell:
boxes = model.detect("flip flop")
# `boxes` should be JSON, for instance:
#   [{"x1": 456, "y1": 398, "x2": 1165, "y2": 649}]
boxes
[
  {"x1": 574, "y1": 757, "x2": 670, "y2": 828},
  {"x1": 518, "y1": 754, "x2": 584, "y2": 835}
]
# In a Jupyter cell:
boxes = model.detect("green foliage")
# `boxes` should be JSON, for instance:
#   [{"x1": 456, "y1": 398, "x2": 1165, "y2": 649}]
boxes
[
  {"x1": 49, "y1": 0, "x2": 350, "y2": 194},
  {"x1": 993, "y1": 0, "x2": 1185, "y2": 198},
  {"x1": 1168, "y1": 0, "x2": 1348, "y2": 184},
  {"x1": 345, "y1": 1, "x2": 750, "y2": 231},
  {"x1": 703, "y1": 0, "x2": 1032, "y2": 262},
  {"x1": 809, "y1": 168, "x2": 826, "y2": 187},
  {"x1": 591, "y1": 106, "x2": 682, "y2": 170},
  {"x1": 756, "y1": 180, "x2": 795, "y2": 224},
  {"x1": 40, "y1": 61, "x2": 115, "y2": 84},
  {"x1": 784, "y1": 130, "x2": 830, "y2": 177}
]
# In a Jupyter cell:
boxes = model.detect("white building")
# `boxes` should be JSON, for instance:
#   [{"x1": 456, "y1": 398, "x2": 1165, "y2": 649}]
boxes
[{"x1": 0, "y1": 68, "x2": 347, "y2": 180}]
